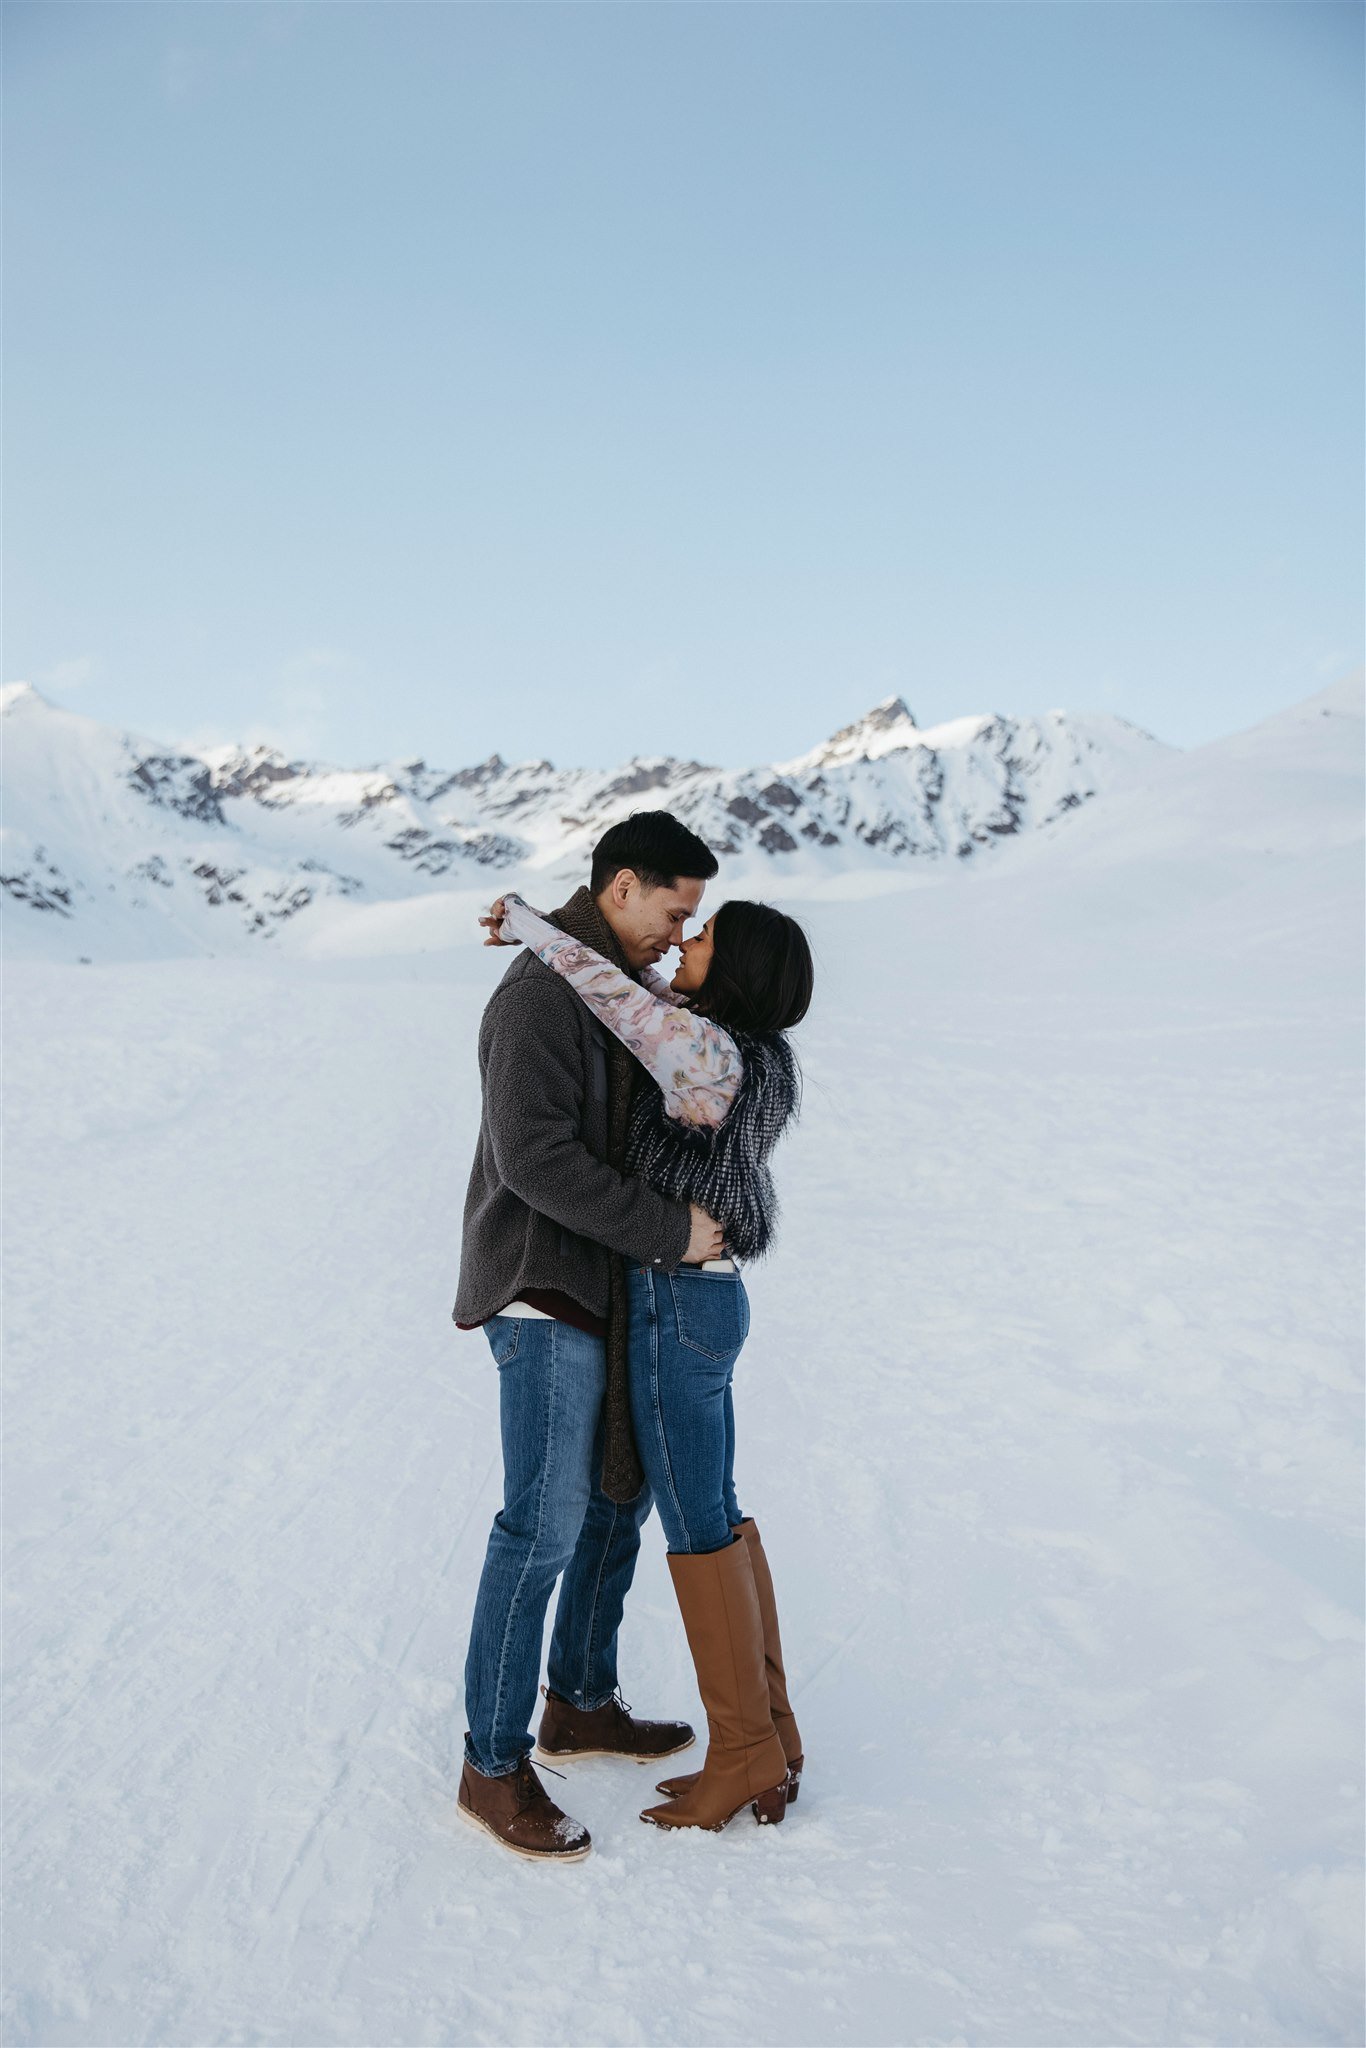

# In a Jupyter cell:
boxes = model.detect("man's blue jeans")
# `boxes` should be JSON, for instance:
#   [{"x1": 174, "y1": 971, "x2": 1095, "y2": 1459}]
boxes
[
  {"x1": 463, "y1": 1313, "x2": 653, "y2": 1778},
  {"x1": 626, "y1": 1263, "x2": 751, "y2": 1556}
]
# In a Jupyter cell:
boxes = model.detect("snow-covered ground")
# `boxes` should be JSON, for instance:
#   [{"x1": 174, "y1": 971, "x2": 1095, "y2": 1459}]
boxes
[{"x1": 4, "y1": 679, "x2": 1363, "y2": 2046}]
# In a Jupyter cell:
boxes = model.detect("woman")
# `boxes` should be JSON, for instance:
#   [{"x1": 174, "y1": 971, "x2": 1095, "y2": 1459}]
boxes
[{"x1": 482, "y1": 887, "x2": 813, "y2": 1834}]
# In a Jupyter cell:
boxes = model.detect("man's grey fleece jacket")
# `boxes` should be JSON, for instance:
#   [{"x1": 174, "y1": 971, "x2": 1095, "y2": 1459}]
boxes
[{"x1": 451, "y1": 944, "x2": 694, "y2": 1328}]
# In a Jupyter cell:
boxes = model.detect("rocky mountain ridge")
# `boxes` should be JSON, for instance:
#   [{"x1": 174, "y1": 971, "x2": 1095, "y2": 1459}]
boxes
[{"x1": 1, "y1": 682, "x2": 1172, "y2": 956}]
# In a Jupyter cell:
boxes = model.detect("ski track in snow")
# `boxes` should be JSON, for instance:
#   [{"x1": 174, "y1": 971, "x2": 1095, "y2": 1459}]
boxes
[{"x1": 4, "y1": 821, "x2": 1363, "y2": 2044}]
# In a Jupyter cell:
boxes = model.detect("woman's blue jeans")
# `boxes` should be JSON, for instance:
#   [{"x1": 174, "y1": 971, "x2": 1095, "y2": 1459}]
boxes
[
  {"x1": 463, "y1": 1314, "x2": 653, "y2": 1779},
  {"x1": 626, "y1": 1263, "x2": 751, "y2": 1556}
]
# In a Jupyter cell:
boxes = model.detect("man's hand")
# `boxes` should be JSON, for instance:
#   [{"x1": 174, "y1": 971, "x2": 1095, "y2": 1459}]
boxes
[
  {"x1": 683, "y1": 1203, "x2": 726, "y2": 1264},
  {"x1": 480, "y1": 896, "x2": 516, "y2": 947}
]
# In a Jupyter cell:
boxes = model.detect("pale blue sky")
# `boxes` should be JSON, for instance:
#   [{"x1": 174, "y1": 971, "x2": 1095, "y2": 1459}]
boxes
[{"x1": 6, "y1": 2, "x2": 1362, "y2": 772}]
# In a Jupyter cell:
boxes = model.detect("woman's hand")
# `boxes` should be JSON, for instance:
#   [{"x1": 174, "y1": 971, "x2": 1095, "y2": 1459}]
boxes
[{"x1": 479, "y1": 895, "x2": 518, "y2": 947}]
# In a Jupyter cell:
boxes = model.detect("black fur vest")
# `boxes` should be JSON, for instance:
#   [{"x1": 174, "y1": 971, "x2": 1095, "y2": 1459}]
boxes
[{"x1": 624, "y1": 1027, "x2": 801, "y2": 1260}]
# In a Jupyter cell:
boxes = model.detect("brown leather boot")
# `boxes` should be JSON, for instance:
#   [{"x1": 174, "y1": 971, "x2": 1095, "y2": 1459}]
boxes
[
  {"x1": 457, "y1": 1752, "x2": 592, "y2": 1861},
  {"x1": 638, "y1": 1536, "x2": 790, "y2": 1832},
  {"x1": 655, "y1": 1517, "x2": 805, "y2": 1804},
  {"x1": 534, "y1": 1685, "x2": 695, "y2": 1763}
]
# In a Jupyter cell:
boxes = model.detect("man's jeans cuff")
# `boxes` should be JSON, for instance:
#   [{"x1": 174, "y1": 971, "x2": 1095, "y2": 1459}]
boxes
[
  {"x1": 548, "y1": 1683, "x2": 618, "y2": 1713},
  {"x1": 463, "y1": 1737, "x2": 527, "y2": 1780}
]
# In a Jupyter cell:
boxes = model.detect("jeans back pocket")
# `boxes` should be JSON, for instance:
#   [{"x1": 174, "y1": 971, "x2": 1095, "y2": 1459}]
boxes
[
  {"x1": 666, "y1": 1271, "x2": 750, "y2": 1361},
  {"x1": 484, "y1": 1314, "x2": 522, "y2": 1367}
]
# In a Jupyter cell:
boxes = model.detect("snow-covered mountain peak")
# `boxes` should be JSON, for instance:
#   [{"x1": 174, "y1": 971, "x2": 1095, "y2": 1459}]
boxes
[
  {"x1": 197, "y1": 741, "x2": 311, "y2": 805},
  {"x1": 792, "y1": 694, "x2": 921, "y2": 770},
  {"x1": 2, "y1": 679, "x2": 42, "y2": 715}
]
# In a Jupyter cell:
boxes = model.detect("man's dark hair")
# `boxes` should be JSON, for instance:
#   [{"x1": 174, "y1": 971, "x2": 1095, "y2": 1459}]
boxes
[
  {"x1": 693, "y1": 900, "x2": 814, "y2": 1036},
  {"x1": 590, "y1": 810, "x2": 719, "y2": 897}
]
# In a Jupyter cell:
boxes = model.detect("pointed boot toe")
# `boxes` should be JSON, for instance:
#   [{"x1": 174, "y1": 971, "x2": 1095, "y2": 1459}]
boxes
[{"x1": 638, "y1": 1536, "x2": 789, "y2": 1833}]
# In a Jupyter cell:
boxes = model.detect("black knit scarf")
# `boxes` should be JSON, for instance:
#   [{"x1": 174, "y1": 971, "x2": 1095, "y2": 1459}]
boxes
[{"x1": 548, "y1": 885, "x2": 648, "y2": 1503}]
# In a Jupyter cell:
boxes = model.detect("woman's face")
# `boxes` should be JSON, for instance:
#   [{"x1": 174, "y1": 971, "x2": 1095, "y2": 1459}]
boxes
[{"x1": 670, "y1": 912, "x2": 717, "y2": 996}]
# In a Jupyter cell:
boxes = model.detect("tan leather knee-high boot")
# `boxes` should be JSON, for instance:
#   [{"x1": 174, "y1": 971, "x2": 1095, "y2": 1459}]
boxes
[
  {"x1": 639, "y1": 1534, "x2": 790, "y2": 1832},
  {"x1": 655, "y1": 1517, "x2": 805, "y2": 1804}
]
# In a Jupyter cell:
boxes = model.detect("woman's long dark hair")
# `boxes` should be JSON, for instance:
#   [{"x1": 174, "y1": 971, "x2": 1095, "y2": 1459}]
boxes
[{"x1": 692, "y1": 900, "x2": 814, "y2": 1035}]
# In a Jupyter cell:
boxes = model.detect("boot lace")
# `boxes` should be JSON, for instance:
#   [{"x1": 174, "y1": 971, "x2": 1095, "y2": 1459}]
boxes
[{"x1": 514, "y1": 1754, "x2": 566, "y2": 1809}]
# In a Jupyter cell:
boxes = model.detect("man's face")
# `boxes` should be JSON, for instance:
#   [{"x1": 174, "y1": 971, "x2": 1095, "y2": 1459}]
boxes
[{"x1": 596, "y1": 869, "x2": 706, "y2": 972}]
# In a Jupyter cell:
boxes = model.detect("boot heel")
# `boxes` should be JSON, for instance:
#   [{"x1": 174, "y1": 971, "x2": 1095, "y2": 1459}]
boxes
[
  {"x1": 752, "y1": 1781, "x2": 788, "y2": 1826},
  {"x1": 785, "y1": 1756, "x2": 804, "y2": 1804}
]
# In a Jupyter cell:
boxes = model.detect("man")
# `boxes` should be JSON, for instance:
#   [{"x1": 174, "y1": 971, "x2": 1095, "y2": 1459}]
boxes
[{"x1": 451, "y1": 809, "x2": 725, "y2": 1861}]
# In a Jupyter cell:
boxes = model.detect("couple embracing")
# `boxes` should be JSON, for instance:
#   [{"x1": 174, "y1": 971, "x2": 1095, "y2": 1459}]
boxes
[{"x1": 451, "y1": 809, "x2": 814, "y2": 1861}]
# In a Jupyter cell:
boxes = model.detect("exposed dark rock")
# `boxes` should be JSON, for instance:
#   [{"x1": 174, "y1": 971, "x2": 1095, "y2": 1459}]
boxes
[
  {"x1": 129, "y1": 855, "x2": 174, "y2": 888},
  {"x1": 210, "y1": 753, "x2": 303, "y2": 802},
  {"x1": 726, "y1": 794, "x2": 768, "y2": 826},
  {"x1": 759, "y1": 780, "x2": 800, "y2": 812},
  {"x1": 463, "y1": 832, "x2": 524, "y2": 868},
  {"x1": 759, "y1": 821, "x2": 798, "y2": 854},
  {"x1": 2, "y1": 868, "x2": 73, "y2": 914},
  {"x1": 859, "y1": 819, "x2": 908, "y2": 850},
  {"x1": 483, "y1": 787, "x2": 543, "y2": 816},
  {"x1": 190, "y1": 861, "x2": 247, "y2": 906},
  {"x1": 596, "y1": 762, "x2": 680, "y2": 801},
  {"x1": 384, "y1": 826, "x2": 522, "y2": 873},
  {"x1": 818, "y1": 696, "x2": 918, "y2": 758},
  {"x1": 444, "y1": 754, "x2": 507, "y2": 791},
  {"x1": 129, "y1": 755, "x2": 226, "y2": 826},
  {"x1": 337, "y1": 780, "x2": 401, "y2": 826},
  {"x1": 299, "y1": 859, "x2": 364, "y2": 896}
]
